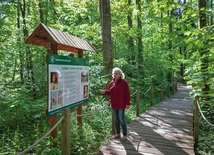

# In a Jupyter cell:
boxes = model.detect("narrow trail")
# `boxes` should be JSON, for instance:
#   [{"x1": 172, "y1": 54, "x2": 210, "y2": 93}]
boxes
[{"x1": 98, "y1": 84, "x2": 194, "y2": 155}]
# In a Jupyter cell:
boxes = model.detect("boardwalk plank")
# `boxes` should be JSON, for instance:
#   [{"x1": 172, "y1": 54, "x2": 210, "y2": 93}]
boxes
[{"x1": 98, "y1": 84, "x2": 195, "y2": 155}]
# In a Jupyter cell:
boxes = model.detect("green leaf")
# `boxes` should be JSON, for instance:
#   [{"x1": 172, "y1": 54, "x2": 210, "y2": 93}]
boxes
[
  {"x1": 187, "y1": 43, "x2": 193, "y2": 50},
  {"x1": 184, "y1": 31, "x2": 191, "y2": 36}
]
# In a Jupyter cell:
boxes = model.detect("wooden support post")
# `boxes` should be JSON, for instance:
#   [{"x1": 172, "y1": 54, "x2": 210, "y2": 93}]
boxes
[
  {"x1": 150, "y1": 84, "x2": 153, "y2": 107},
  {"x1": 69, "y1": 53, "x2": 75, "y2": 113},
  {"x1": 84, "y1": 55, "x2": 89, "y2": 106},
  {"x1": 136, "y1": 87, "x2": 140, "y2": 117},
  {"x1": 47, "y1": 44, "x2": 58, "y2": 147},
  {"x1": 172, "y1": 81, "x2": 175, "y2": 94},
  {"x1": 175, "y1": 80, "x2": 177, "y2": 91},
  {"x1": 61, "y1": 109, "x2": 70, "y2": 155},
  {"x1": 77, "y1": 49, "x2": 83, "y2": 125},
  {"x1": 77, "y1": 105, "x2": 82, "y2": 125},
  {"x1": 194, "y1": 96, "x2": 199, "y2": 149},
  {"x1": 49, "y1": 115, "x2": 58, "y2": 147},
  {"x1": 160, "y1": 84, "x2": 163, "y2": 101},
  {"x1": 168, "y1": 84, "x2": 170, "y2": 98}
]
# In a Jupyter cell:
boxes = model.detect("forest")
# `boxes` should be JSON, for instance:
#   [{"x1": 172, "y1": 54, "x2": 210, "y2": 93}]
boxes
[{"x1": 0, "y1": 0, "x2": 213, "y2": 154}]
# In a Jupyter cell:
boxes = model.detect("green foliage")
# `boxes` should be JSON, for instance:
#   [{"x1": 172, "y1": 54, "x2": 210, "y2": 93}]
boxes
[
  {"x1": 0, "y1": 71, "x2": 171, "y2": 154},
  {"x1": 196, "y1": 105, "x2": 214, "y2": 154},
  {"x1": 0, "y1": 0, "x2": 213, "y2": 154}
]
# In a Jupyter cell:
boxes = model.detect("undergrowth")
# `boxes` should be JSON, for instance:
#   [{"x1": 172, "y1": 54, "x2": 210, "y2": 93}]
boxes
[{"x1": 2, "y1": 85, "x2": 213, "y2": 154}]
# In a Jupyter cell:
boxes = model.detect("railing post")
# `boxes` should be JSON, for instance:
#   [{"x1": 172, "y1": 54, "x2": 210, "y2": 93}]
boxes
[
  {"x1": 150, "y1": 84, "x2": 153, "y2": 107},
  {"x1": 136, "y1": 87, "x2": 140, "y2": 117},
  {"x1": 77, "y1": 49, "x2": 83, "y2": 126},
  {"x1": 61, "y1": 109, "x2": 70, "y2": 155},
  {"x1": 175, "y1": 80, "x2": 177, "y2": 91},
  {"x1": 47, "y1": 47, "x2": 58, "y2": 147},
  {"x1": 168, "y1": 84, "x2": 170, "y2": 98},
  {"x1": 160, "y1": 84, "x2": 163, "y2": 101},
  {"x1": 172, "y1": 81, "x2": 175, "y2": 94},
  {"x1": 194, "y1": 96, "x2": 199, "y2": 150}
]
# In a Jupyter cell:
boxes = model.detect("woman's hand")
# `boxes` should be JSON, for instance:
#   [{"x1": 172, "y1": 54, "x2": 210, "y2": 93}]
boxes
[
  {"x1": 110, "y1": 104, "x2": 112, "y2": 109},
  {"x1": 125, "y1": 105, "x2": 130, "y2": 109},
  {"x1": 100, "y1": 90, "x2": 105, "y2": 94}
]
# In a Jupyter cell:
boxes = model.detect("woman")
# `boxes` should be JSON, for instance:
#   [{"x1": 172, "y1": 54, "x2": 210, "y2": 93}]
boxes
[
  {"x1": 50, "y1": 72, "x2": 58, "y2": 90},
  {"x1": 83, "y1": 85, "x2": 88, "y2": 98},
  {"x1": 101, "y1": 67, "x2": 131, "y2": 141}
]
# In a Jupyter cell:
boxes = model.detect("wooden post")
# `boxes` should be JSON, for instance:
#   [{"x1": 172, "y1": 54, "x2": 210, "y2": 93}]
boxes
[
  {"x1": 69, "y1": 53, "x2": 75, "y2": 113},
  {"x1": 77, "y1": 49, "x2": 83, "y2": 125},
  {"x1": 161, "y1": 84, "x2": 163, "y2": 101},
  {"x1": 168, "y1": 84, "x2": 170, "y2": 98},
  {"x1": 175, "y1": 80, "x2": 177, "y2": 91},
  {"x1": 77, "y1": 105, "x2": 82, "y2": 125},
  {"x1": 194, "y1": 96, "x2": 199, "y2": 149},
  {"x1": 150, "y1": 84, "x2": 153, "y2": 107},
  {"x1": 61, "y1": 109, "x2": 70, "y2": 155},
  {"x1": 84, "y1": 55, "x2": 89, "y2": 106},
  {"x1": 47, "y1": 43, "x2": 58, "y2": 147},
  {"x1": 49, "y1": 115, "x2": 58, "y2": 147},
  {"x1": 172, "y1": 81, "x2": 175, "y2": 94},
  {"x1": 136, "y1": 87, "x2": 140, "y2": 117}
]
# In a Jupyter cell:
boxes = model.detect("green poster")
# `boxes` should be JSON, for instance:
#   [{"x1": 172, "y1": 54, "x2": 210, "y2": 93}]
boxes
[{"x1": 48, "y1": 54, "x2": 89, "y2": 116}]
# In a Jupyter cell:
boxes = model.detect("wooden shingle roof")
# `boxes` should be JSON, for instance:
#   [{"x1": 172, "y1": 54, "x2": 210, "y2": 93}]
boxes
[{"x1": 25, "y1": 23, "x2": 98, "y2": 53}]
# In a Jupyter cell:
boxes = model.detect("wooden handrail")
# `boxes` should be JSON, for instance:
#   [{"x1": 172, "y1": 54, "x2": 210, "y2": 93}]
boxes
[
  {"x1": 134, "y1": 81, "x2": 177, "y2": 119},
  {"x1": 193, "y1": 96, "x2": 199, "y2": 150}
]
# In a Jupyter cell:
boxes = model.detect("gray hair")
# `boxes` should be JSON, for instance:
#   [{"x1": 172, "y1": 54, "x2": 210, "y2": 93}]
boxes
[{"x1": 112, "y1": 67, "x2": 125, "y2": 79}]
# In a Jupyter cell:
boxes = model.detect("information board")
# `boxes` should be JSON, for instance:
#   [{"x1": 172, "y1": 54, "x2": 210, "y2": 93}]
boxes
[{"x1": 48, "y1": 54, "x2": 89, "y2": 116}]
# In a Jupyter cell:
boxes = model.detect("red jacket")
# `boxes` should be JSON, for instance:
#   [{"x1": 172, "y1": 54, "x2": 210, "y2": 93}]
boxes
[{"x1": 104, "y1": 78, "x2": 131, "y2": 110}]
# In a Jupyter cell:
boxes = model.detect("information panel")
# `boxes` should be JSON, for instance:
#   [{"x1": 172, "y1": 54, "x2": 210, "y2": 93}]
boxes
[{"x1": 48, "y1": 54, "x2": 89, "y2": 116}]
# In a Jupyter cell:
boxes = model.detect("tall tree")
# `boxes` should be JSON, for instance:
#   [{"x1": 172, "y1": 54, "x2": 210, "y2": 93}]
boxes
[
  {"x1": 198, "y1": 0, "x2": 209, "y2": 98},
  {"x1": 38, "y1": 0, "x2": 45, "y2": 23},
  {"x1": 19, "y1": 0, "x2": 36, "y2": 98},
  {"x1": 17, "y1": 0, "x2": 24, "y2": 84},
  {"x1": 167, "y1": 0, "x2": 174, "y2": 84},
  {"x1": 209, "y1": 0, "x2": 213, "y2": 26},
  {"x1": 100, "y1": 0, "x2": 113, "y2": 77},
  {"x1": 178, "y1": 0, "x2": 186, "y2": 82},
  {"x1": 127, "y1": 0, "x2": 135, "y2": 67},
  {"x1": 136, "y1": 0, "x2": 143, "y2": 72}
]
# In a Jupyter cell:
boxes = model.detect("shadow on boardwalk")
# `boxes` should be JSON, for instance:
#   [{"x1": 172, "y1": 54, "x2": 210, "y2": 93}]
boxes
[{"x1": 98, "y1": 83, "x2": 195, "y2": 155}]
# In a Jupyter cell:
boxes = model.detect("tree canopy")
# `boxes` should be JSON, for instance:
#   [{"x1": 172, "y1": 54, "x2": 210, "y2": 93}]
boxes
[{"x1": 0, "y1": 0, "x2": 213, "y2": 154}]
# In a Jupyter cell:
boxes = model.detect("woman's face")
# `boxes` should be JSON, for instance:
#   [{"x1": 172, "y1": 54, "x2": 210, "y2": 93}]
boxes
[
  {"x1": 52, "y1": 74, "x2": 57, "y2": 83},
  {"x1": 84, "y1": 86, "x2": 88, "y2": 93},
  {"x1": 113, "y1": 71, "x2": 121, "y2": 80}
]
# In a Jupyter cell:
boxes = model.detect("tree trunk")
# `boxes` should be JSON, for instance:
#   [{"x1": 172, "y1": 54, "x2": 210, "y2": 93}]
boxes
[
  {"x1": 100, "y1": 0, "x2": 113, "y2": 77},
  {"x1": 38, "y1": 0, "x2": 44, "y2": 23},
  {"x1": 179, "y1": 0, "x2": 187, "y2": 83},
  {"x1": 209, "y1": 0, "x2": 213, "y2": 26},
  {"x1": 20, "y1": 0, "x2": 36, "y2": 99},
  {"x1": 198, "y1": 0, "x2": 207, "y2": 28},
  {"x1": 167, "y1": 2, "x2": 173, "y2": 84},
  {"x1": 198, "y1": 0, "x2": 210, "y2": 99},
  {"x1": 128, "y1": 0, "x2": 135, "y2": 67},
  {"x1": 17, "y1": 0, "x2": 24, "y2": 84},
  {"x1": 136, "y1": 0, "x2": 143, "y2": 72}
]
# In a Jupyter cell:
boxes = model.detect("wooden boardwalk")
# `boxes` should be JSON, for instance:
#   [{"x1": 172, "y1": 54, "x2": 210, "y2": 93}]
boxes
[{"x1": 98, "y1": 84, "x2": 195, "y2": 155}]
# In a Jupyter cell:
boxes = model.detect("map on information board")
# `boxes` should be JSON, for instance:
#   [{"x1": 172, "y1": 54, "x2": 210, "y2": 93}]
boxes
[{"x1": 48, "y1": 54, "x2": 89, "y2": 116}]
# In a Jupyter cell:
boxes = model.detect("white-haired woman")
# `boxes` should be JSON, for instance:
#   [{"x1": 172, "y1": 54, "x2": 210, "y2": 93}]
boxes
[{"x1": 101, "y1": 67, "x2": 131, "y2": 141}]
